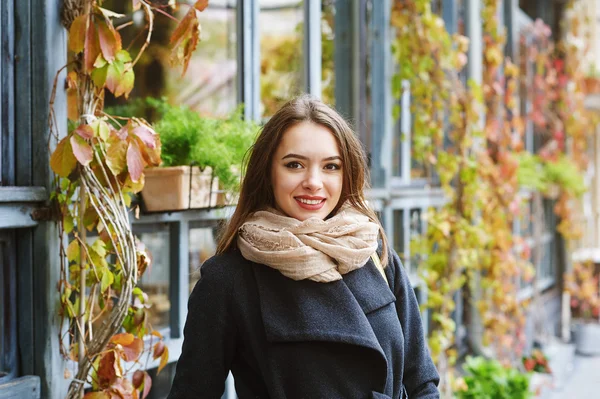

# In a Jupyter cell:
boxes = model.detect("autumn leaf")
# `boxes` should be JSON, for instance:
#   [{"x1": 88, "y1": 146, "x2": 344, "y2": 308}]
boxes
[
  {"x1": 50, "y1": 136, "x2": 77, "y2": 177},
  {"x1": 157, "y1": 345, "x2": 169, "y2": 375},
  {"x1": 105, "y1": 60, "x2": 125, "y2": 95},
  {"x1": 97, "y1": 351, "x2": 121, "y2": 388},
  {"x1": 67, "y1": 88, "x2": 79, "y2": 121},
  {"x1": 132, "y1": 0, "x2": 141, "y2": 11},
  {"x1": 83, "y1": 392, "x2": 110, "y2": 399},
  {"x1": 97, "y1": 19, "x2": 122, "y2": 63},
  {"x1": 69, "y1": 14, "x2": 88, "y2": 53},
  {"x1": 84, "y1": 19, "x2": 101, "y2": 73},
  {"x1": 110, "y1": 332, "x2": 134, "y2": 346},
  {"x1": 70, "y1": 135, "x2": 93, "y2": 166},
  {"x1": 133, "y1": 370, "x2": 152, "y2": 399},
  {"x1": 67, "y1": 239, "x2": 80, "y2": 262},
  {"x1": 194, "y1": 0, "x2": 209, "y2": 11},
  {"x1": 74, "y1": 124, "x2": 95, "y2": 139},
  {"x1": 152, "y1": 341, "x2": 165, "y2": 359},
  {"x1": 127, "y1": 141, "x2": 145, "y2": 183},
  {"x1": 170, "y1": 8, "x2": 200, "y2": 76},
  {"x1": 120, "y1": 336, "x2": 144, "y2": 362},
  {"x1": 114, "y1": 68, "x2": 135, "y2": 99}
]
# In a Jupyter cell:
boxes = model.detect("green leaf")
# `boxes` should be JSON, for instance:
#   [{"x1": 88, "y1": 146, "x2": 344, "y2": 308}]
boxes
[
  {"x1": 50, "y1": 136, "x2": 77, "y2": 178},
  {"x1": 91, "y1": 64, "x2": 108, "y2": 88},
  {"x1": 91, "y1": 239, "x2": 107, "y2": 257},
  {"x1": 105, "y1": 61, "x2": 125, "y2": 95},
  {"x1": 115, "y1": 49, "x2": 132, "y2": 63},
  {"x1": 67, "y1": 240, "x2": 80, "y2": 262},
  {"x1": 114, "y1": 68, "x2": 134, "y2": 99},
  {"x1": 101, "y1": 269, "x2": 114, "y2": 293},
  {"x1": 63, "y1": 213, "x2": 74, "y2": 234}
]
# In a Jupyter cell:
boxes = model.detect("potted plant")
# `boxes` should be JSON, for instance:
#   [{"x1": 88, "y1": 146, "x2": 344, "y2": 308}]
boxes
[
  {"x1": 454, "y1": 356, "x2": 532, "y2": 399},
  {"x1": 111, "y1": 98, "x2": 258, "y2": 212},
  {"x1": 566, "y1": 261, "x2": 600, "y2": 355}
]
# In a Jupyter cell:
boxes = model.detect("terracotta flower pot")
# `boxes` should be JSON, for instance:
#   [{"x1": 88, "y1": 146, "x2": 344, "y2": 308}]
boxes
[{"x1": 141, "y1": 166, "x2": 220, "y2": 212}]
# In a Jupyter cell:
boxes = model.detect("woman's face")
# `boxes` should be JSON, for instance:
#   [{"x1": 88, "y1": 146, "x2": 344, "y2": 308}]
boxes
[{"x1": 271, "y1": 121, "x2": 343, "y2": 221}]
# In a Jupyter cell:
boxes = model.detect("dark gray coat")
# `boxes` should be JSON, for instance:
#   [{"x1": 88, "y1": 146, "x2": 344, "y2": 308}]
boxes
[{"x1": 167, "y1": 248, "x2": 440, "y2": 399}]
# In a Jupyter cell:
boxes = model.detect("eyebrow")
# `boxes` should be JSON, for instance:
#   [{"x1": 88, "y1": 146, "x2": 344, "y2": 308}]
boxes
[{"x1": 281, "y1": 153, "x2": 342, "y2": 162}]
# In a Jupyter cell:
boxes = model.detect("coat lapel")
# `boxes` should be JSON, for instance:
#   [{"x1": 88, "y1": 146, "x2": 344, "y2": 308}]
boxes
[{"x1": 252, "y1": 258, "x2": 395, "y2": 359}]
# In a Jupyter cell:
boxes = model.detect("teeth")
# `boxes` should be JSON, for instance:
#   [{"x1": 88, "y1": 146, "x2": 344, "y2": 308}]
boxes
[{"x1": 297, "y1": 198, "x2": 322, "y2": 205}]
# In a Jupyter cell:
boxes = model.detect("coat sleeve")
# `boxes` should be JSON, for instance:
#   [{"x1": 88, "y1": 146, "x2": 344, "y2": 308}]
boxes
[
  {"x1": 167, "y1": 256, "x2": 238, "y2": 399},
  {"x1": 388, "y1": 249, "x2": 440, "y2": 398}
]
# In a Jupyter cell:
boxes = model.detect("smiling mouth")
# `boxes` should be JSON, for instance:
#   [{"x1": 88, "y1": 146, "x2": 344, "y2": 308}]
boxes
[{"x1": 296, "y1": 198, "x2": 324, "y2": 205}]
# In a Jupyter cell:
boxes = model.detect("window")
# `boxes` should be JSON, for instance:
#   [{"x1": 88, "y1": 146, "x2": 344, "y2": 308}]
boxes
[
  {"x1": 188, "y1": 224, "x2": 219, "y2": 292},
  {"x1": 259, "y1": 0, "x2": 305, "y2": 118},
  {"x1": 135, "y1": 225, "x2": 171, "y2": 332},
  {"x1": 0, "y1": 232, "x2": 17, "y2": 383},
  {"x1": 169, "y1": 1, "x2": 239, "y2": 116}
]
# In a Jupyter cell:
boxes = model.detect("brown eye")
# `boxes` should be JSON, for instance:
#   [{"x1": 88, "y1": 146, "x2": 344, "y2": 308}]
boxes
[
  {"x1": 324, "y1": 163, "x2": 341, "y2": 170},
  {"x1": 285, "y1": 161, "x2": 303, "y2": 169}
]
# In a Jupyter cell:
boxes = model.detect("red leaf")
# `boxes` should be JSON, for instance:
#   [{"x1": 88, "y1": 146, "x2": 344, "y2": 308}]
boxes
[
  {"x1": 132, "y1": 370, "x2": 152, "y2": 399},
  {"x1": 141, "y1": 371, "x2": 152, "y2": 399},
  {"x1": 84, "y1": 20, "x2": 101, "y2": 73},
  {"x1": 110, "y1": 332, "x2": 135, "y2": 346},
  {"x1": 97, "y1": 351, "x2": 121, "y2": 388},
  {"x1": 127, "y1": 141, "x2": 145, "y2": 183},
  {"x1": 120, "y1": 337, "x2": 143, "y2": 362},
  {"x1": 97, "y1": 20, "x2": 122, "y2": 63},
  {"x1": 152, "y1": 341, "x2": 165, "y2": 360},
  {"x1": 75, "y1": 124, "x2": 95, "y2": 139},
  {"x1": 132, "y1": 125, "x2": 158, "y2": 149},
  {"x1": 69, "y1": 14, "x2": 88, "y2": 53},
  {"x1": 70, "y1": 135, "x2": 93, "y2": 166},
  {"x1": 194, "y1": 0, "x2": 209, "y2": 11}
]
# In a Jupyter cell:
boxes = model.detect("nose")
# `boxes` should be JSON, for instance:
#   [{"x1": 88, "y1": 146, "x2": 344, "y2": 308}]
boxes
[{"x1": 302, "y1": 167, "x2": 323, "y2": 191}]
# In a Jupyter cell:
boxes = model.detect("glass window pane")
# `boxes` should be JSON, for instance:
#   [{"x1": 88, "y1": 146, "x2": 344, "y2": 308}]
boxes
[
  {"x1": 260, "y1": 0, "x2": 304, "y2": 118},
  {"x1": 189, "y1": 226, "x2": 218, "y2": 293},
  {"x1": 393, "y1": 210, "x2": 404, "y2": 255},
  {"x1": 322, "y1": 0, "x2": 335, "y2": 105},
  {"x1": 136, "y1": 226, "x2": 171, "y2": 331},
  {"x1": 168, "y1": 1, "x2": 238, "y2": 116}
]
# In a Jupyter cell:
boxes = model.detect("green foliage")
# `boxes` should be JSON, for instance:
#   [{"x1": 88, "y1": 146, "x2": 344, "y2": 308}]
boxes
[
  {"x1": 516, "y1": 152, "x2": 586, "y2": 197},
  {"x1": 455, "y1": 357, "x2": 531, "y2": 399},
  {"x1": 148, "y1": 98, "x2": 259, "y2": 191}
]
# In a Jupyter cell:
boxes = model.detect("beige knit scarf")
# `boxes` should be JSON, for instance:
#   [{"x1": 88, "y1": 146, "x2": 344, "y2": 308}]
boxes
[{"x1": 237, "y1": 205, "x2": 379, "y2": 282}]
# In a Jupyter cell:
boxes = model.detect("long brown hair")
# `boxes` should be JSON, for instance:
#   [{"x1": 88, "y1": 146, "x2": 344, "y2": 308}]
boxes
[{"x1": 216, "y1": 94, "x2": 389, "y2": 266}]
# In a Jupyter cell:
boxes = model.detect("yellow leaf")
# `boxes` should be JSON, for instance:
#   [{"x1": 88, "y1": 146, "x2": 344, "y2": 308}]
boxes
[{"x1": 157, "y1": 345, "x2": 169, "y2": 375}]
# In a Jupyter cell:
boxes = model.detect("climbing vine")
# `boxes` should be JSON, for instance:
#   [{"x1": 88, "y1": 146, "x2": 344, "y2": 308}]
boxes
[
  {"x1": 391, "y1": 1, "x2": 484, "y2": 393},
  {"x1": 50, "y1": 1, "x2": 207, "y2": 398}
]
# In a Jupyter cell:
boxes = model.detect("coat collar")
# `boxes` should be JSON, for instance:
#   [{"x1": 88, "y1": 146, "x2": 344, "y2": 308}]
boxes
[{"x1": 252, "y1": 258, "x2": 396, "y2": 363}]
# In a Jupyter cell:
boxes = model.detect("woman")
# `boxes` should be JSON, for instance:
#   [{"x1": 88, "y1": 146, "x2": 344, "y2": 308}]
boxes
[{"x1": 167, "y1": 95, "x2": 440, "y2": 399}]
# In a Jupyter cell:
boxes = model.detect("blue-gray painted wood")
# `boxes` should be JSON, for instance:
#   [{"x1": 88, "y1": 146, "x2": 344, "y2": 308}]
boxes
[
  {"x1": 0, "y1": 376, "x2": 40, "y2": 399},
  {"x1": 370, "y1": 0, "x2": 391, "y2": 189},
  {"x1": 304, "y1": 0, "x2": 322, "y2": 97},
  {"x1": 15, "y1": 0, "x2": 32, "y2": 187},
  {"x1": 504, "y1": 0, "x2": 518, "y2": 59},
  {"x1": 169, "y1": 221, "x2": 189, "y2": 339},
  {"x1": 0, "y1": 232, "x2": 17, "y2": 381},
  {"x1": 30, "y1": 0, "x2": 67, "y2": 397},
  {"x1": 1, "y1": 0, "x2": 15, "y2": 186},
  {"x1": 0, "y1": 187, "x2": 46, "y2": 202},
  {"x1": 237, "y1": 0, "x2": 260, "y2": 121},
  {"x1": 0, "y1": 205, "x2": 39, "y2": 229},
  {"x1": 333, "y1": 0, "x2": 355, "y2": 122}
]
